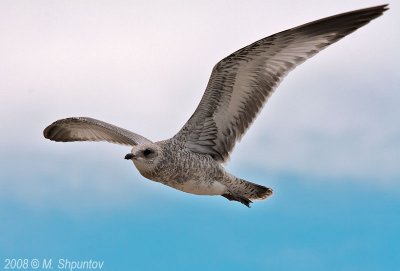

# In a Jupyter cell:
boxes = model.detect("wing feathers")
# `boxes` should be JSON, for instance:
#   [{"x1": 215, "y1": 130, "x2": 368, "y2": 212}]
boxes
[
  {"x1": 174, "y1": 5, "x2": 388, "y2": 162},
  {"x1": 44, "y1": 117, "x2": 152, "y2": 146}
]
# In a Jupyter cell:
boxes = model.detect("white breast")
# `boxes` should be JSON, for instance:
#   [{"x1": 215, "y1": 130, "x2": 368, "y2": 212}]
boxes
[{"x1": 175, "y1": 180, "x2": 227, "y2": 195}]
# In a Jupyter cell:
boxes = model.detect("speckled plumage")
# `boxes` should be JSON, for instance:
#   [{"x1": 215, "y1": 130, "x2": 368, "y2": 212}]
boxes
[
  {"x1": 137, "y1": 139, "x2": 271, "y2": 205},
  {"x1": 43, "y1": 5, "x2": 387, "y2": 207}
]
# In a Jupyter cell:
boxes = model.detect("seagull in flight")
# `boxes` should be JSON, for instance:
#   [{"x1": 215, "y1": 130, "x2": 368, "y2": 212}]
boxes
[{"x1": 44, "y1": 5, "x2": 387, "y2": 207}]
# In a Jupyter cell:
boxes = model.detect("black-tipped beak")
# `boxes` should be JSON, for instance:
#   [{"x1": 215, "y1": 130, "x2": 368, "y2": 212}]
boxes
[{"x1": 124, "y1": 153, "x2": 134, "y2": 160}]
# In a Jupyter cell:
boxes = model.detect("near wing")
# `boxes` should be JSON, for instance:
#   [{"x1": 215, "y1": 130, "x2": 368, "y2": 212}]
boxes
[
  {"x1": 174, "y1": 5, "x2": 387, "y2": 162},
  {"x1": 44, "y1": 117, "x2": 152, "y2": 146}
]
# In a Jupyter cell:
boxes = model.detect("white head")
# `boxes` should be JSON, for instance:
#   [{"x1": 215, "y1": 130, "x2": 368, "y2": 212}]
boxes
[{"x1": 124, "y1": 143, "x2": 161, "y2": 175}]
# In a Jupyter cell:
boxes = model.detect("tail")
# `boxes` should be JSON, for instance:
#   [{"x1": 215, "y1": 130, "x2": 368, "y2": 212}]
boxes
[{"x1": 222, "y1": 177, "x2": 273, "y2": 207}]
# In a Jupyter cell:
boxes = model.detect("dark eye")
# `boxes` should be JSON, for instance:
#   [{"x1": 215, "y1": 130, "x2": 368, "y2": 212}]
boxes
[{"x1": 142, "y1": 148, "x2": 153, "y2": 156}]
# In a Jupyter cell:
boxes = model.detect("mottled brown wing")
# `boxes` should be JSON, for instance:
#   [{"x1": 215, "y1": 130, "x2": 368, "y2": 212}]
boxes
[
  {"x1": 174, "y1": 5, "x2": 387, "y2": 162},
  {"x1": 44, "y1": 117, "x2": 152, "y2": 146}
]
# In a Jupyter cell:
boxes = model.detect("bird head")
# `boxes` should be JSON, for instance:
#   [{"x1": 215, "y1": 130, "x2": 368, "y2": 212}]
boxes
[{"x1": 124, "y1": 143, "x2": 161, "y2": 174}]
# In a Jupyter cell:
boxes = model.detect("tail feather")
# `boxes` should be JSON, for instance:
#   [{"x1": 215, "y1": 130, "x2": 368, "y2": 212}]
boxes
[
  {"x1": 234, "y1": 178, "x2": 273, "y2": 200},
  {"x1": 222, "y1": 177, "x2": 273, "y2": 207}
]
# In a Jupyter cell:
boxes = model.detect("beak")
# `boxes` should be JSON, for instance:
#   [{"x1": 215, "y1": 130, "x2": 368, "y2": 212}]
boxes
[{"x1": 124, "y1": 153, "x2": 135, "y2": 160}]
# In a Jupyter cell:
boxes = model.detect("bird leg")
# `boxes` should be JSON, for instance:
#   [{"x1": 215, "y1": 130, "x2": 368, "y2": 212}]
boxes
[{"x1": 221, "y1": 193, "x2": 252, "y2": 208}]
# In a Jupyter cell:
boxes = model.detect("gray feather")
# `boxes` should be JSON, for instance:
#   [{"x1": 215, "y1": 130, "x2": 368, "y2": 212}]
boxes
[
  {"x1": 43, "y1": 117, "x2": 152, "y2": 146},
  {"x1": 175, "y1": 5, "x2": 388, "y2": 162}
]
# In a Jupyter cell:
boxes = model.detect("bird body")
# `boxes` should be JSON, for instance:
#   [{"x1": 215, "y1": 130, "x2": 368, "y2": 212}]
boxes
[
  {"x1": 135, "y1": 139, "x2": 225, "y2": 194},
  {"x1": 43, "y1": 5, "x2": 388, "y2": 207},
  {"x1": 128, "y1": 139, "x2": 272, "y2": 207}
]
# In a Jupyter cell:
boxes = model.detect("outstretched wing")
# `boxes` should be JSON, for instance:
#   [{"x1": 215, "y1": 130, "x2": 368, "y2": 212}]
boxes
[
  {"x1": 44, "y1": 117, "x2": 152, "y2": 146},
  {"x1": 174, "y1": 5, "x2": 387, "y2": 162}
]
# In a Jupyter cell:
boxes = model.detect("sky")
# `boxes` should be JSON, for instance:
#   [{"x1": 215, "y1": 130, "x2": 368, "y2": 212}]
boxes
[{"x1": 1, "y1": 0, "x2": 399, "y2": 270}]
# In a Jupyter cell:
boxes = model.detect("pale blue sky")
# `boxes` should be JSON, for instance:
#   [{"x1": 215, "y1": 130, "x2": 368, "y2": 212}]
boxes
[{"x1": 1, "y1": 1, "x2": 399, "y2": 270}]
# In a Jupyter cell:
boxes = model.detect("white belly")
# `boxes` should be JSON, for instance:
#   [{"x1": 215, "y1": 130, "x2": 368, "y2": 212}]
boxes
[{"x1": 175, "y1": 180, "x2": 227, "y2": 195}]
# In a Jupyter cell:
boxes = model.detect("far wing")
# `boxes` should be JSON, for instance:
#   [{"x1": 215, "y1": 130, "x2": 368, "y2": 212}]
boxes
[{"x1": 44, "y1": 117, "x2": 152, "y2": 146}]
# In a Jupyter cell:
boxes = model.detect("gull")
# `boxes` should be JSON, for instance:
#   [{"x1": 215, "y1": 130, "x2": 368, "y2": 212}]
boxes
[{"x1": 44, "y1": 5, "x2": 387, "y2": 207}]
